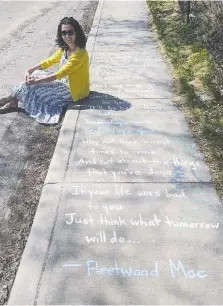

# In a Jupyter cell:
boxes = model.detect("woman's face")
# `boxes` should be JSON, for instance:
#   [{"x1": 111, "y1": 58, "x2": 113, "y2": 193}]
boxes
[{"x1": 61, "y1": 24, "x2": 76, "y2": 46}]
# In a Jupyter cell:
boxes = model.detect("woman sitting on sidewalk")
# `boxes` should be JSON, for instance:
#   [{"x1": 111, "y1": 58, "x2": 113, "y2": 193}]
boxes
[{"x1": 0, "y1": 17, "x2": 90, "y2": 124}]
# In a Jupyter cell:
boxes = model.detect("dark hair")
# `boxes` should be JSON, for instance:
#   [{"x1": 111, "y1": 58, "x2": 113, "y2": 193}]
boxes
[{"x1": 55, "y1": 17, "x2": 86, "y2": 50}]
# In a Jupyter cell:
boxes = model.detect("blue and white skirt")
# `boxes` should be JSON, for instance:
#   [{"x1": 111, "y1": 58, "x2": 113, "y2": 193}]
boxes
[{"x1": 11, "y1": 70, "x2": 73, "y2": 124}]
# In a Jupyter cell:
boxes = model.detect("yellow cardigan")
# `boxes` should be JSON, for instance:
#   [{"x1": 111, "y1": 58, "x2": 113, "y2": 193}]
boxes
[{"x1": 40, "y1": 47, "x2": 90, "y2": 101}]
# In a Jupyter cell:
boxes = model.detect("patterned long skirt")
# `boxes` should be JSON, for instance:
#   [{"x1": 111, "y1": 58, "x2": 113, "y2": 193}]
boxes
[{"x1": 11, "y1": 70, "x2": 73, "y2": 124}]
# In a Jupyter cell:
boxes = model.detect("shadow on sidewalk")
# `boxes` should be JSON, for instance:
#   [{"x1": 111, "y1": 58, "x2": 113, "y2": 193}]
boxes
[{"x1": 70, "y1": 91, "x2": 132, "y2": 111}]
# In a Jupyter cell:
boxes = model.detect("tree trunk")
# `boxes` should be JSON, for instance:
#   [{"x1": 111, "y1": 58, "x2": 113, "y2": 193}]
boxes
[
  {"x1": 186, "y1": 1, "x2": 191, "y2": 23},
  {"x1": 178, "y1": 1, "x2": 185, "y2": 13}
]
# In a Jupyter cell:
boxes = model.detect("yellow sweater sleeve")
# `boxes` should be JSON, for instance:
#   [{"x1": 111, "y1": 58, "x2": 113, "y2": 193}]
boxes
[
  {"x1": 40, "y1": 48, "x2": 63, "y2": 69},
  {"x1": 54, "y1": 51, "x2": 86, "y2": 79}
]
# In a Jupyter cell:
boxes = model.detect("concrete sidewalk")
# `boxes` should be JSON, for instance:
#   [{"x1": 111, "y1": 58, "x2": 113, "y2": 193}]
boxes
[{"x1": 8, "y1": 1, "x2": 223, "y2": 304}]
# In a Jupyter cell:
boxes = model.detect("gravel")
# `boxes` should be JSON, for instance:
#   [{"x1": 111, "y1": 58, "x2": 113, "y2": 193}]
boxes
[{"x1": 0, "y1": 2, "x2": 98, "y2": 304}]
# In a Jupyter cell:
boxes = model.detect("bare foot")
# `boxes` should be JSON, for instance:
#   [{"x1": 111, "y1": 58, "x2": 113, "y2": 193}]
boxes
[
  {"x1": 0, "y1": 98, "x2": 18, "y2": 113},
  {"x1": 0, "y1": 94, "x2": 14, "y2": 106}
]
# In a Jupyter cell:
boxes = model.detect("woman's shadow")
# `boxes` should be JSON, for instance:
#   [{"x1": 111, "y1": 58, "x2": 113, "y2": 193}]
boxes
[{"x1": 68, "y1": 91, "x2": 132, "y2": 112}]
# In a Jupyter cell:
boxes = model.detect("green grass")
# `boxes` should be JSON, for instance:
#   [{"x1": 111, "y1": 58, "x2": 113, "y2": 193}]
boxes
[{"x1": 147, "y1": 1, "x2": 223, "y2": 199}]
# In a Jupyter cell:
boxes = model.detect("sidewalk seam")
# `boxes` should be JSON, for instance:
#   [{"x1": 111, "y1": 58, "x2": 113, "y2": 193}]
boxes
[
  {"x1": 88, "y1": 0, "x2": 104, "y2": 66},
  {"x1": 33, "y1": 184, "x2": 64, "y2": 305},
  {"x1": 62, "y1": 108, "x2": 81, "y2": 182}
]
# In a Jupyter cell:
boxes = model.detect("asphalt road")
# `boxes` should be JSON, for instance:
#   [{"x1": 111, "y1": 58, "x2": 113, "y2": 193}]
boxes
[{"x1": 0, "y1": 1, "x2": 98, "y2": 303}]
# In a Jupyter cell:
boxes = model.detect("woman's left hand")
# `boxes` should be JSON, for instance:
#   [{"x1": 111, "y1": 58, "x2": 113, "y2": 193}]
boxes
[{"x1": 26, "y1": 77, "x2": 40, "y2": 85}]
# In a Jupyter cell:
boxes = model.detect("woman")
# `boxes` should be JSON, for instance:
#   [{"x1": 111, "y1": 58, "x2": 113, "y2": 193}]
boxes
[{"x1": 0, "y1": 17, "x2": 90, "y2": 124}]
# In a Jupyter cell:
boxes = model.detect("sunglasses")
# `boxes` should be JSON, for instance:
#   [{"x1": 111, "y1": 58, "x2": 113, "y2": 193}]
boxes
[{"x1": 61, "y1": 30, "x2": 75, "y2": 36}]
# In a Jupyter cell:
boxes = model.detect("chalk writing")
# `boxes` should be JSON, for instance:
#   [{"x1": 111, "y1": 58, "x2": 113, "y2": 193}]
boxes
[
  {"x1": 86, "y1": 260, "x2": 159, "y2": 277},
  {"x1": 63, "y1": 259, "x2": 208, "y2": 279},
  {"x1": 114, "y1": 186, "x2": 131, "y2": 196},
  {"x1": 165, "y1": 189, "x2": 186, "y2": 198},
  {"x1": 80, "y1": 137, "x2": 171, "y2": 146},
  {"x1": 169, "y1": 260, "x2": 207, "y2": 279},
  {"x1": 85, "y1": 231, "x2": 140, "y2": 244},
  {"x1": 137, "y1": 190, "x2": 161, "y2": 197},
  {"x1": 130, "y1": 214, "x2": 161, "y2": 227},
  {"x1": 148, "y1": 167, "x2": 172, "y2": 177},
  {"x1": 137, "y1": 188, "x2": 186, "y2": 198},
  {"x1": 64, "y1": 210, "x2": 220, "y2": 231},
  {"x1": 143, "y1": 137, "x2": 171, "y2": 145},
  {"x1": 96, "y1": 75, "x2": 145, "y2": 81},
  {"x1": 87, "y1": 104, "x2": 163, "y2": 111},
  {"x1": 71, "y1": 185, "x2": 189, "y2": 198},
  {"x1": 87, "y1": 202, "x2": 123, "y2": 215},
  {"x1": 84, "y1": 127, "x2": 155, "y2": 135},
  {"x1": 99, "y1": 215, "x2": 127, "y2": 226},
  {"x1": 89, "y1": 149, "x2": 114, "y2": 155},
  {"x1": 165, "y1": 216, "x2": 219, "y2": 229},
  {"x1": 75, "y1": 159, "x2": 200, "y2": 180},
  {"x1": 65, "y1": 213, "x2": 95, "y2": 225},
  {"x1": 87, "y1": 188, "x2": 109, "y2": 199},
  {"x1": 83, "y1": 119, "x2": 151, "y2": 126},
  {"x1": 86, "y1": 168, "x2": 142, "y2": 179},
  {"x1": 149, "y1": 157, "x2": 199, "y2": 170},
  {"x1": 91, "y1": 84, "x2": 155, "y2": 90}
]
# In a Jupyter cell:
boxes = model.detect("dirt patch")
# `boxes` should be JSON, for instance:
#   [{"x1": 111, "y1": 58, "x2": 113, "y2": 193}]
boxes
[{"x1": 0, "y1": 2, "x2": 98, "y2": 304}]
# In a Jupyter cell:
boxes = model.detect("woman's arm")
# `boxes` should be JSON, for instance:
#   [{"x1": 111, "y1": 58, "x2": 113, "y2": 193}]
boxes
[
  {"x1": 25, "y1": 49, "x2": 63, "y2": 80},
  {"x1": 28, "y1": 64, "x2": 42, "y2": 74},
  {"x1": 26, "y1": 73, "x2": 57, "y2": 85},
  {"x1": 27, "y1": 51, "x2": 86, "y2": 85},
  {"x1": 40, "y1": 48, "x2": 63, "y2": 69},
  {"x1": 54, "y1": 51, "x2": 84, "y2": 79}
]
